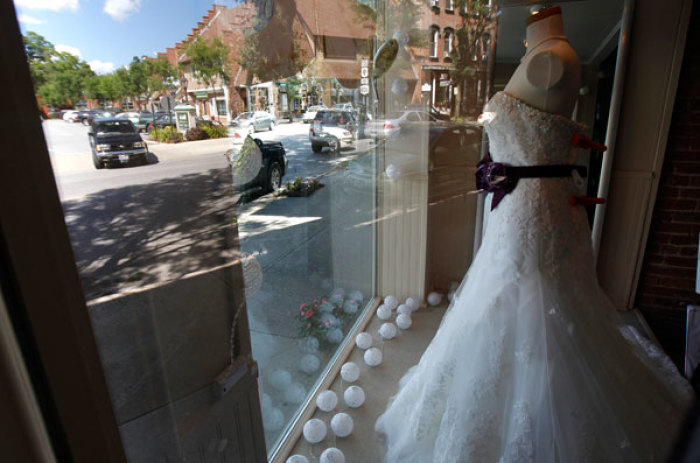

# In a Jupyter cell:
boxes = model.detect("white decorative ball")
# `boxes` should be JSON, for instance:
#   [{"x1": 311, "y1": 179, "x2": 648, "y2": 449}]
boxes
[
  {"x1": 300, "y1": 354, "x2": 321, "y2": 374},
  {"x1": 270, "y1": 369, "x2": 292, "y2": 390},
  {"x1": 379, "y1": 322, "x2": 397, "y2": 340},
  {"x1": 397, "y1": 304, "x2": 411, "y2": 316},
  {"x1": 330, "y1": 413, "x2": 354, "y2": 437},
  {"x1": 299, "y1": 336, "x2": 320, "y2": 353},
  {"x1": 320, "y1": 447, "x2": 345, "y2": 463},
  {"x1": 384, "y1": 295, "x2": 399, "y2": 310},
  {"x1": 364, "y1": 347, "x2": 383, "y2": 367},
  {"x1": 287, "y1": 455, "x2": 310, "y2": 463},
  {"x1": 320, "y1": 301, "x2": 335, "y2": 313},
  {"x1": 326, "y1": 328, "x2": 344, "y2": 344},
  {"x1": 377, "y1": 305, "x2": 392, "y2": 320},
  {"x1": 331, "y1": 287, "x2": 345, "y2": 297},
  {"x1": 396, "y1": 313, "x2": 412, "y2": 330},
  {"x1": 263, "y1": 407, "x2": 284, "y2": 431},
  {"x1": 405, "y1": 297, "x2": 420, "y2": 312},
  {"x1": 342, "y1": 299, "x2": 359, "y2": 314},
  {"x1": 385, "y1": 164, "x2": 401, "y2": 180},
  {"x1": 355, "y1": 332, "x2": 373, "y2": 350},
  {"x1": 349, "y1": 290, "x2": 363, "y2": 302},
  {"x1": 344, "y1": 385, "x2": 366, "y2": 408},
  {"x1": 427, "y1": 292, "x2": 443, "y2": 306},
  {"x1": 303, "y1": 418, "x2": 327, "y2": 444},
  {"x1": 329, "y1": 293, "x2": 344, "y2": 305},
  {"x1": 340, "y1": 362, "x2": 360, "y2": 382},
  {"x1": 261, "y1": 393, "x2": 272, "y2": 409},
  {"x1": 316, "y1": 390, "x2": 338, "y2": 412},
  {"x1": 284, "y1": 382, "x2": 307, "y2": 404},
  {"x1": 448, "y1": 290, "x2": 456, "y2": 302}
]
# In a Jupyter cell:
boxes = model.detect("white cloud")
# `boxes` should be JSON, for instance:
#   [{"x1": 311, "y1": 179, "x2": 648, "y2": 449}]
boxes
[
  {"x1": 89, "y1": 60, "x2": 115, "y2": 74},
  {"x1": 15, "y1": 0, "x2": 78, "y2": 11},
  {"x1": 103, "y1": 0, "x2": 141, "y2": 21},
  {"x1": 18, "y1": 14, "x2": 45, "y2": 24},
  {"x1": 55, "y1": 44, "x2": 82, "y2": 58}
]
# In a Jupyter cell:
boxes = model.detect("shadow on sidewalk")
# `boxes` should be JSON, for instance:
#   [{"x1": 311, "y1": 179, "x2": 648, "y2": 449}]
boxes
[{"x1": 62, "y1": 168, "x2": 238, "y2": 301}]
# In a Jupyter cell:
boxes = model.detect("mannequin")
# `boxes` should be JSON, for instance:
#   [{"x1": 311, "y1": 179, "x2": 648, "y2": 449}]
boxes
[{"x1": 504, "y1": 6, "x2": 580, "y2": 116}]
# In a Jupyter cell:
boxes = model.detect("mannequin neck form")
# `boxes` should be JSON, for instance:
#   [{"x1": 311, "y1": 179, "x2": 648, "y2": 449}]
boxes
[
  {"x1": 525, "y1": 14, "x2": 566, "y2": 52},
  {"x1": 503, "y1": 10, "x2": 580, "y2": 117}
]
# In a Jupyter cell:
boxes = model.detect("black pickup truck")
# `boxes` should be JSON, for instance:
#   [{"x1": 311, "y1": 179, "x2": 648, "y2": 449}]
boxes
[
  {"x1": 228, "y1": 137, "x2": 287, "y2": 195},
  {"x1": 88, "y1": 118, "x2": 148, "y2": 169}
]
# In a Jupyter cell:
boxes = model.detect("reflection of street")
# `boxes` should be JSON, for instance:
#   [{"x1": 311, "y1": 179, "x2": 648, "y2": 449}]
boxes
[{"x1": 46, "y1": 120, "x2": 373, "y2": 301}]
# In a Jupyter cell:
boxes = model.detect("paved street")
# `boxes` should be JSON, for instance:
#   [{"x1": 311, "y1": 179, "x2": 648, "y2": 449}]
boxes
[
  {"x1": 44, "y1": 119, "x2": 373, "y2": 199},
  {"x1": 42, "y1": 119, "x2": 375, "y2": 301}
]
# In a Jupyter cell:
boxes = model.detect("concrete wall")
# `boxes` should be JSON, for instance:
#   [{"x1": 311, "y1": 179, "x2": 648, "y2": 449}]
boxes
[{"x1": 88, "y1": 264, "x2": 264, "y2": 462}]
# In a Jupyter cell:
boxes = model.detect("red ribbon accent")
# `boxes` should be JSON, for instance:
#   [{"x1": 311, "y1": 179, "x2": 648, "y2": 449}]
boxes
[
  {"x1": 571, "y1": 134, "x2": 607, "y2": 152},
  {"x1": 570, "y1": 196, "x2": 606, "y2": 207}
]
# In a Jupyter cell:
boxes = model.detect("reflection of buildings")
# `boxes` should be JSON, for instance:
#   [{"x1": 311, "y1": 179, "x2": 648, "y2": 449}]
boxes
[
  {"x1": 409, "y1": 1, "x2": 492, "y2": 118},
  {"x1": 249, "y1": 0, "x2": 375, "y2": 114},
  {"x1": 161, "y1": 4, "x2": 256, "y2": 124},
  {"x1": 158, "y1": 1, "x2": 375, "y2": 122}
]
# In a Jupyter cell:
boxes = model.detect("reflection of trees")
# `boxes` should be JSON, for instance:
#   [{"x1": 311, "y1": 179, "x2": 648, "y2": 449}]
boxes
[
  {"x1": 63, "y1": 169, "x2": 239, "y2": 300},
  {"x1": 451, "y1": 0, "x2": 497, "y2": 118},
  {"x1": 237, "y1": 0, "x2": 310, "y2": 88}
]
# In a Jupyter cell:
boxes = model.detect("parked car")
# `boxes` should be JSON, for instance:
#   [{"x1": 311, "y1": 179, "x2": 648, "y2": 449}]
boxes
[
  {"x1": 227, "y1": 136, "x2": 288, "y2": 195},
  {"x1": 229, "y1": 111, "x2": 276, "y2": 133},
  {"x1": 195, "y1": 117, "x2": 223, "y2": 127},
  {"x1": 139, "y1": 110, "x2": 168, "y2": 131},
  {"x1": 79, "y1": 109, "x2": 114, "y2": 126},
  {"x1": 115, "y1": 112, "x2": 146, "y2": 132},
  {"x1": 379, "y1": 124, "x2": 482, "y2": 185},
  {"x1": 365, "y1": 110, "x2": 440, "y2": 139},
  {"x1": 63, "y1": 110, "x2": 80, "y2": 123},
  {"x1": 334, "y1": 103, "x2": 354, "y2": 111},
  {"x1": 301, "y1": 105, "x2": 326, "y2": 123},
  {"x1": 151, "y1": 112, "x2": 176, "y2": 130},
  {"x1": 309, "y1": 109, "x2": 356, "y2": 153},
  {"x1": 87, "y1": 118, "x2": 148, "y2": 169}
]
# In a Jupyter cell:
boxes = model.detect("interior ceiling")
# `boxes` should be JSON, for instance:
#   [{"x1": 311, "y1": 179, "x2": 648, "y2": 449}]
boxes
[{"x1": 495, "y1": 0, "x2": 625, "y2": 63}]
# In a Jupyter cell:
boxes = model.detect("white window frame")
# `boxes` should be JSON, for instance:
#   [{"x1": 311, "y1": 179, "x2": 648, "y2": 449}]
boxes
[
  {"x1": 429, "y1": 26, "x2": 439, "y2": 58},
  {"x1": 444, "y1": 29, "x2": 454, "y2": 57}
]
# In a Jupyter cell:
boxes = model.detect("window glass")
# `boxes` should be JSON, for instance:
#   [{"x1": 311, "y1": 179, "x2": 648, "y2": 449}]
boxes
[{"x1": 12, "y1": 0, "x2": 634, "y2": 460}]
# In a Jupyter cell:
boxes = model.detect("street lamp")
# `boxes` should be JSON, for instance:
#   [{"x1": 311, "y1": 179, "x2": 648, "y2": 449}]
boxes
[{"x1": 180, "y1": 76, "x2": 189, "y2": 104}]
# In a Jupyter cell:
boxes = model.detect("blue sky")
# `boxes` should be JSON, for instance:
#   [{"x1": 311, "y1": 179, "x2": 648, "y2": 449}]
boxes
[{"x1": 13, "y1": 0, "x2": 242, "y2": 73}]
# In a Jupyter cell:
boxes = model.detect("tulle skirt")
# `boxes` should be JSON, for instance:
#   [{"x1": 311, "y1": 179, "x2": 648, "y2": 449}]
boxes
[{"x1": 375, "y1": 189, "x2": 693, "y2": 462}]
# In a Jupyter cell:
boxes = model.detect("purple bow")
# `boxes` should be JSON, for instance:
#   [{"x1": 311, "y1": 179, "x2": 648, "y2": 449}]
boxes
[{"x1": 475, "y1": 153, "x2": 518, "y2": 210}]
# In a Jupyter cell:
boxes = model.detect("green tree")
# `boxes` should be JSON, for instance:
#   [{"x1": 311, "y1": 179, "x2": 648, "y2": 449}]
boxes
[
  {"x1": 37, "y1": 51, "x2": 95, "y2": 107},
  {"x1": 451, "y1": 0, "x2": 496, "y2": 117},
  {"x1": 23, "y1": 31, "x2": 55, "y2": 89},
  {"x1": 114, "y1": 67, "x2": 136, "y2": 105},
  {"x1": 184, "y1": 37, "x2": 229, "y2": 91},
  {"x1": 23, "y1": 32, "x2": 96, "y2": 107}
]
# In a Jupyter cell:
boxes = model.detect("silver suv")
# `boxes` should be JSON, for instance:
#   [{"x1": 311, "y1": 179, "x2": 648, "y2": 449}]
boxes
[{"x1": 309, "y1": 109, "x2": 356, "y2": 153}]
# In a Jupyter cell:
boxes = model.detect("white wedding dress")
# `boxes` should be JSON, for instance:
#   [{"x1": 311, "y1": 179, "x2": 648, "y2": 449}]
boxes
[{"x1": 375, "y1": 92, "x2": 694, "y2": 462}]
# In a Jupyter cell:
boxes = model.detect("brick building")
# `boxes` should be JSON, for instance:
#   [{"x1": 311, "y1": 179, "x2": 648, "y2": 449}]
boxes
[
  {"x1": 406, "y1": 0, "x2": 493, "y2": 118},
  {"x1": 160, "y1": 1, "x2": 375, "y2": 121},
  {"x1": 162, "y1": 3, "x2": 257, "y2": 124}
]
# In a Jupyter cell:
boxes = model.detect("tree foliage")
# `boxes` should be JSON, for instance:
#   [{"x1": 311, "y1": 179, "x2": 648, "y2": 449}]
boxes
[
  {"x1": 24, "y1": 31, "x2": 95, "y2": 107},
  {"x1": 127, "y1": 56, "x2": 177, "y2": 109},
  {"x1": 237, "y1": 0, "x2": 310, "y2": 86},
  {"x1": 184, "y1": 37, "x2": 229, "y2": 90},
  {"x1": 451, "y1": 0, "x2": 494, "y2": 81},
  {"x1": 23, "y1": 31, "x2": 178, "y2": 109}
]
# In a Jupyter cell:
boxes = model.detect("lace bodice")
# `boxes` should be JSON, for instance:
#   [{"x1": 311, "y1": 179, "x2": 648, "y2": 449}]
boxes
[{"x1": 484, "y1": 91, "x2": 587, "y2": 166}]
